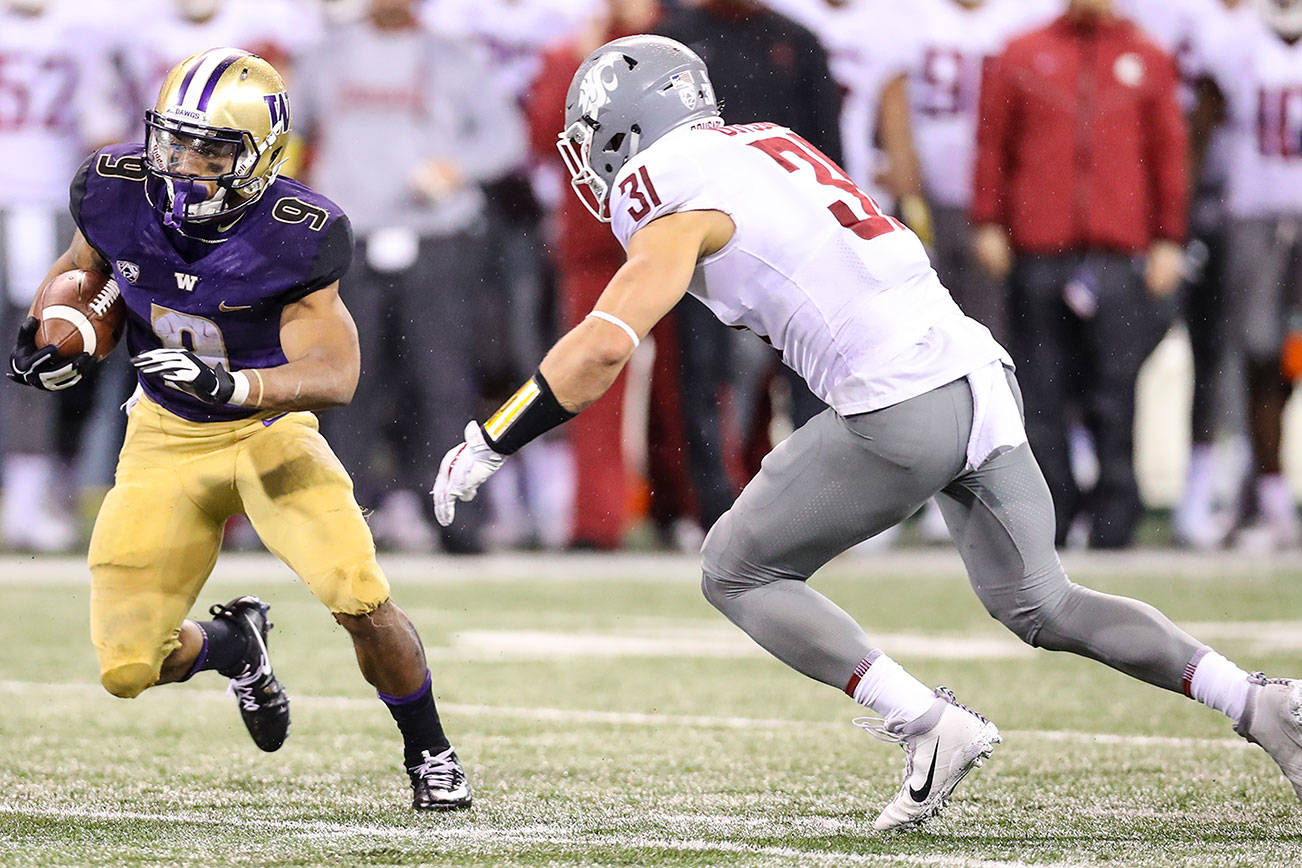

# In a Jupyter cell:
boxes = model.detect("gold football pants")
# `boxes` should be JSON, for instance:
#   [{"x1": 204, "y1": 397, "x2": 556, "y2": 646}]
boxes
[{"x1": 89, "y1": 394, "x2": 390, "y2": 698}]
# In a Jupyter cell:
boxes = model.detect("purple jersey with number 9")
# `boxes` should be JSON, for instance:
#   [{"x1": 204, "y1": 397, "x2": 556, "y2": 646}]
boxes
[{"x1": 69, "y1": 143, "x2": 352, "y2": 422}]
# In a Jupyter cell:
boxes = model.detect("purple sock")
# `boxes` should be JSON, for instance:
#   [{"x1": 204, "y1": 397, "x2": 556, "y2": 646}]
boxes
[{"x1": 178, "y1": 625, "x2": 210, "y2": 682}]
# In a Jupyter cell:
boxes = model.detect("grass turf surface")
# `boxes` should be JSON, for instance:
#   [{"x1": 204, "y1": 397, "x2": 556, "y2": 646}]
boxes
[{"x1": 1, "y1": 550, "x2": 1299, "y2": 866}]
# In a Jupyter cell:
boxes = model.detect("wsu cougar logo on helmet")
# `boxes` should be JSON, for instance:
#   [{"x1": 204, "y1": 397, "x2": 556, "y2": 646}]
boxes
[{"x1": 577, "y1": 53, "x2": 623, "y2": 120}]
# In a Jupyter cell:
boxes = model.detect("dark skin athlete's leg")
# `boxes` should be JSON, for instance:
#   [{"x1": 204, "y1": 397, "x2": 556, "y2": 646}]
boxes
[{"x1": 155, "y1": 599, "x2": 427, "y2": 694}]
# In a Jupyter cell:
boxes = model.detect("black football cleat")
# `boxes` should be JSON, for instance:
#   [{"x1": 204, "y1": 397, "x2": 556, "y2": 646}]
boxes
[
  {"x1": 408, "y1": 748, "x2": 472, "y2": 810},
  {"x1": 209, "y1": 595, "x2": 291, "y2": 752}
]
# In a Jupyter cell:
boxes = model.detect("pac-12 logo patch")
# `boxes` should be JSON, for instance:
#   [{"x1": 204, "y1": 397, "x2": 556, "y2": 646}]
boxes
[
  {"x1": 670, "y1": 71, "x2": 698, "y2": 110},
  {"x1": 116, "y1": 260, "x2": 139, "y2": 284}
]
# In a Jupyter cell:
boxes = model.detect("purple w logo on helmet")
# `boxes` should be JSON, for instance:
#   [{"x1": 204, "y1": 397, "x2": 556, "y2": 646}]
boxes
[{"x1": 264, "y1": 93, "x2": 290, "y2": 136}]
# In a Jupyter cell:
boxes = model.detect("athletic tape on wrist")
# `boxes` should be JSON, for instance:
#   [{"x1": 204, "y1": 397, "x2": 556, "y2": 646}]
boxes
[
  {"x1": 585, "y1": 310, "x2": 640, "y2": 349},
  {"x1": 229, "y1": 370, "x2": 251, "y2": 405},
  {"x1": 480, "y1": 370, "x2": 576, "y2": 455}
]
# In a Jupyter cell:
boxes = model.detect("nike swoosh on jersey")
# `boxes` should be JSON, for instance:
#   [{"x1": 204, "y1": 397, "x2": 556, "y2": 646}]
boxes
[
  {"x1": 218, "y1": 301, "x2": 252, "y2": 312},
  {"x1": 909, "y1": 744, "x2": 940, "y2": 802}
]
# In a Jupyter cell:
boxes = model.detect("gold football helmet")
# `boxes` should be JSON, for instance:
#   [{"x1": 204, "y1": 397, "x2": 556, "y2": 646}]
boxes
[{"x1": 144, "y1": 47, "x2": 292, "y2": 226}]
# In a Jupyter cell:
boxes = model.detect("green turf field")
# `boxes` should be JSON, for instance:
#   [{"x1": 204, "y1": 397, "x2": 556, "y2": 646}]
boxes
[{"x1": 1, "y1": 550, "x2": 1299, "y2": 866}]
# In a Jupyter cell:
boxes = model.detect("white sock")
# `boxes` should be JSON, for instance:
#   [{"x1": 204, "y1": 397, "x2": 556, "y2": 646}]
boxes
[
  {"x1": 1257, "y1": 474, "x2": 1298, "y2": 523},
  {"x1": 1186, "y1": 648, "x2": 1250, "y2": 724},
  {"x1": 2, "y1": 454, "x2": 56, "y2": 528},
  {"x1": 848, "y1": 651, "x2": 937, "y2": 725},
  {"x1": 1183, "y1": 444, "x2": 1215, "y2": 500}
]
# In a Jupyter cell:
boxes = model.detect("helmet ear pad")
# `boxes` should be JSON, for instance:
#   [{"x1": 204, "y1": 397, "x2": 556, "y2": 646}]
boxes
[{"x1": 596, "y1": 125, "x2": 639, "y2": 180}]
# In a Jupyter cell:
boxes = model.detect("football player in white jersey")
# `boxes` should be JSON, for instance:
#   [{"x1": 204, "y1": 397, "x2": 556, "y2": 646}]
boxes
[
  {"x1": 423, "y1": 0, "x2": 598, "y2": 105},
  {"x1": 432, "y1": 36, "x2": 1302, "y2": 829},
  {"x1": 759, "y1": 0, "x2": 915, "y2": 209},
  {"x1": 0, "y1": 0, "x2": 116, "y2": 551},
  {"x1": 1197, "y1": 0, "x2": 1302, "y2": 549},
  {"x1": 105, "y1": 0, "x2": 323, "y2": 142},
  {"x1": 897, "y1": 0, "x2": 1057, "y2": 342},
  {"x1": 1120, "y1": 0, "x2": 1250, "y2": 549}
]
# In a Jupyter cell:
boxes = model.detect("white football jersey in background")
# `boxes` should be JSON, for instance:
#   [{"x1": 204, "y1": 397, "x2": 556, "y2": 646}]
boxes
[
  {"x1": 1199, "y1": 11, "x2": 1302, "y2": 218},
  {"x1": 610, "y1": 122, "x2": 1008, "y2": 415},
  {"x1": 896, "y1": 0, "x2": 1058, "y2": 209},
  {"x1": 103, "y1": 0, "x2": 323, "y2": 142},
  {"x1": 1119, "y1": 0, "x2": 1227, "y2": 101},
  {"x1": 422, "y1": 0, "x2": 598, "y2": 106},
  {"x1": 0, "y1": 0, "x2": 108, "y2": 209},
  {"x1": 761, "y1": 0, "x2": 915, "y2": 205}
]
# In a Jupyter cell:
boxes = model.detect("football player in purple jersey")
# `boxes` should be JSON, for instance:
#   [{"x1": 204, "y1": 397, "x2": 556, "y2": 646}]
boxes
[{"x1": 6, "y1": 48, "x2": 470, "y2": 811}]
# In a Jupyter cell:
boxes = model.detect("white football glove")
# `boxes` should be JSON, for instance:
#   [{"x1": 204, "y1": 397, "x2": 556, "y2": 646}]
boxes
[
  {"x1": 431, "y1": 421, "x2": 506, "y2": 527},
  {"x1": 132, "y1": 347, "x2": 235, "y2": 404}
]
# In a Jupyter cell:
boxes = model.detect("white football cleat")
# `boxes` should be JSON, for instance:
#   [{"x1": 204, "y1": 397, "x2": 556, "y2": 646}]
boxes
[
  {"x1": 858, "y1": 687, "x2": 1001, "y2": 832},
  {"x1": 1234, "y1": 674, "x2": 1302, "y2": 800}
]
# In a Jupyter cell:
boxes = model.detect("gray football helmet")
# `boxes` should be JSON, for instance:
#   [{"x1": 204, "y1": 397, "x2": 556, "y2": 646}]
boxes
[{"x1": 557, "y1": 35, "x2": 722, "y2": 222}]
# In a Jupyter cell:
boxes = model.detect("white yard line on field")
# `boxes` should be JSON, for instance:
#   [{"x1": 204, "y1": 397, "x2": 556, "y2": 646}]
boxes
[
  {"x1": 438, "y1": 628, "x2": 1034, "y2": 661},
  {"x1": 0, "y1": 680, "x2": 1246, "y2": 750},
  {"x1": 0, "y1": 803, "x2": 1075, "y2": 868},
  {"x1": 6, "y1": 548, "x2": 1302, "y2": 587}
]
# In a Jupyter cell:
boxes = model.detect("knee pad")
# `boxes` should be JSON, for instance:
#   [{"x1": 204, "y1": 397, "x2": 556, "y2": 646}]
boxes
[{"x1": 100, "y1": 662, "x2": 158, "y2": 699}]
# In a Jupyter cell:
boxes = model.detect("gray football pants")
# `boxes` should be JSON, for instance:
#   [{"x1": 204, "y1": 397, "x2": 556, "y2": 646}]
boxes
[{"x1": 700, "y1": 375, "x2": 1202, "y2": 694}]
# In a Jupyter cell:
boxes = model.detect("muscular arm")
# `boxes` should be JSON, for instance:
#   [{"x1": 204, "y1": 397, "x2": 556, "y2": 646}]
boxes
[
  {"x1": 239, "y1": 283, "x2": 360, "y2": 412},
  {"x1": 877, "y1": 74, "x2": 924, "y2": 201},
  {"x1": 433, "y1": 208, "x2": 734, "y2": 522},
  {"x1": 27, "y1": 230, "x2": 111, "y2": 315},
  {"x1": 538, "y1": 209, "x2": 734, "y2": 413}
]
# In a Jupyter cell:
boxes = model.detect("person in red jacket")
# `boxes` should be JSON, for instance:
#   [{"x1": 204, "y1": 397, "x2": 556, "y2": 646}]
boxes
[
  {"x1": 971, "y1": 0, "x2": 1188, "y2": 548},
  {"x1": 527, "y1": 0, "x2": 693, "y2": 549}
]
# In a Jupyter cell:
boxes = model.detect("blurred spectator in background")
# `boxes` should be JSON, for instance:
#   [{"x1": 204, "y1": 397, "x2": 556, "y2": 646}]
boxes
[
  {"x1": 895, "y1": 0, "x2": 1058, "y2": 344},
  {"x1": 972, "y1": 0, "x2": 1188, "y2": 548},
  {"x1": 297, "y1": 0, "x2": 526, "y2": 553},
  {"x1": 0, "y1": 0, "x2": 114, "y2": 551},
  {"x1": 760, "y1": 0, "x2": 911, "y2": 211},
  {"x1": 529, "y1": 0, "x2": 699, "y2": 550},
  {"x1": 1195, "y1": 0, "x2": 1302, "y2": 550},
  {"x1": 424, "y1": 0, "x2": 594, "y2": 549},
  {"x1": 658, "y1": 0, "x2": 842, "y2": 527},
  {"x1": 105, "y1": 0, "x2": 323, "y2": 134},
  {"x1": 1120, "y1": 0, "x2": 1249, "y2": 549}
]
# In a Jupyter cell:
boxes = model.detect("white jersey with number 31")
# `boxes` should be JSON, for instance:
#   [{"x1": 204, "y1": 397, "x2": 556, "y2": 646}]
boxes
[{"x1": 609, "y1": 122, "x2": 1009, "y2": 416}]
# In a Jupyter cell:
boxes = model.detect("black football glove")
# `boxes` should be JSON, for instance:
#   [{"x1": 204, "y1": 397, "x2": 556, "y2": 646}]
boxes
[
  {"x1": 132, "y1": 347, "x2": 235, "y2": 405},
  {"x1": 7, "y1": 316, "x2": 95, "y2": 391}
]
